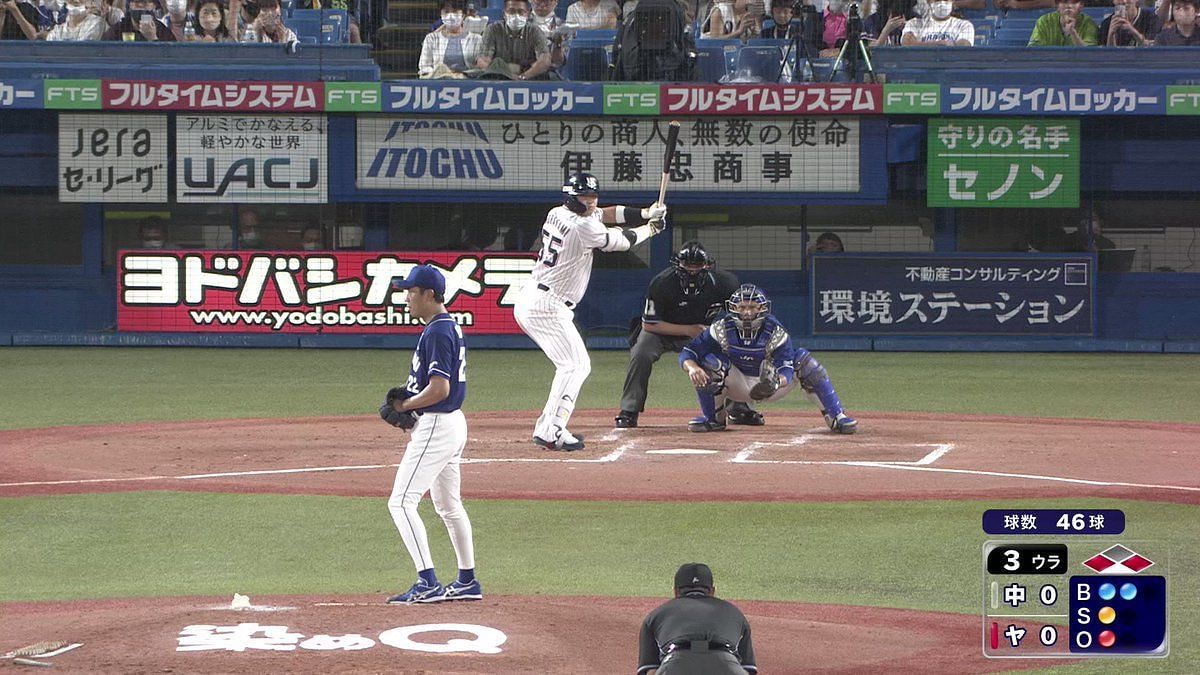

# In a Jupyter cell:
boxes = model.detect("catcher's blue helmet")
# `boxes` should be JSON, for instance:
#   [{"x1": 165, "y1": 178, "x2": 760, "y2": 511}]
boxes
[
  {"x1": 726, "y1": 284, "x2": 771, "y2": 341},
  {"x1": 563, "y1": 173, "x2": 600, "y2": 214}
]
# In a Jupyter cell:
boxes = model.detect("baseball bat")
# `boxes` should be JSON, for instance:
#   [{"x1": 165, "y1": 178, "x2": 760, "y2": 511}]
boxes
[{"x1": 657, "y1": 120, "x2": 681, "y2": 206}]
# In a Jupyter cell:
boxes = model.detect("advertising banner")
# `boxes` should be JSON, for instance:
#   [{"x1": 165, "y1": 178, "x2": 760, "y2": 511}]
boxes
[
  {"x1": 175, "y1": 114, "x2": 327, "y2": 203},
  {"x1": 44, "y1": 79, "x2": 102, "y2": 110},
  {"x1": 927, "y1": 118, "x2": 1079, "y2": 208},
  {"x1": 383, "y1": 81, "x2": 603, "y2": 115},
  {"x1": 660, "y1": 84, "x2": 881, "y2": 115},
  {"x1": 0, "y1": 79, "x2": 43, "y2": 109},
  {"x1": 944, "y1": 85, "x2": 1164, "y2": 115},
  {"x1": 58, "y1": 113, "x2": 168, "y2": 203},
  {"x1": 103, "y1": 81, "x2": 323, "y2": 112},
  {"x1": 357, "y1": 116, "x2": 860, "y2": 192},
  {"x1": 118, "y1": 250, "x2": 537, "y2": 334},
  {"x1": 811, "y1": 254, "x2": 1094, "y2": 336}
]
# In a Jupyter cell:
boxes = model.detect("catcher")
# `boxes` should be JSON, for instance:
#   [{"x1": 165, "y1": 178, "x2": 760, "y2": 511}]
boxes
[
  {"x1": 614, "y1": 240, "x2": 763, "y2": 429},
  {"x1": 678, "y1": 284, "x2": 858, "y2": 434},
  {"x1": 380, "y1": 265, "x2": 481, "y2": 604}
]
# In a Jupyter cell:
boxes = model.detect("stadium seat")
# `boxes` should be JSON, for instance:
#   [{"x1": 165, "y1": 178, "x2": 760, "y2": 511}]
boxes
[
  {"x1": 319, "y1": 9, "x2": 349, "y2": 43},
  {"x1": 732, "y1": 45, "x2": 784, "y2": 82},
  {"x1": 285, "y1": 12, "x2": 322, "y2": 43},
  {"x1": 746, "y1": 37, "x2": 787, "y2": 48},
  {"x1": 562, "y1": 44, "x2": 610, "y2": 81},
  {"x1": 1082, "y1": 6, "x2": 1110, "y2": 22},
  {"x1": 993, "y1": 26, "x2": 1032, "y2": 45},
  {"x1": 693, "y1": 41, "x2": 735, "y2": 82},
  {"x1": 574, "y1": 28, "x2": 617, "y2": 43}
]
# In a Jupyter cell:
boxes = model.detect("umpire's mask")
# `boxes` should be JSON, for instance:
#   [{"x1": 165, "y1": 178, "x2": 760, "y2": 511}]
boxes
[{"x1": 672, "y1": 241, "x2": 715, "y2": 297}]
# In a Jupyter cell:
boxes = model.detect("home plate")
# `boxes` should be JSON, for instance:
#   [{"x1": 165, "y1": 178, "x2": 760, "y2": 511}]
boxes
[{"x1": 646, "y1": 449, "x2": 719, "y2": 455}]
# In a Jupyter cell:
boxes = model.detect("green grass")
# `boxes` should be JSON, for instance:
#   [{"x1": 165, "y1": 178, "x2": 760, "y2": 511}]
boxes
[
  {"x1": 3, "y1": 348, "x2": 1198, "y2": 672},
  {"x1": 2, "y1": 348, "x2": 1200, "y2": 429},
  {"x1": 2, "y1": 494, "x2": 1196, "y2": 672}
]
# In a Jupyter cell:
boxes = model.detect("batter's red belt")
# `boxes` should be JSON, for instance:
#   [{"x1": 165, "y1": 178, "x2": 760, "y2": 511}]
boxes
[{"x1": 536, "y1": 283, "x2": 575, "y2": 308}]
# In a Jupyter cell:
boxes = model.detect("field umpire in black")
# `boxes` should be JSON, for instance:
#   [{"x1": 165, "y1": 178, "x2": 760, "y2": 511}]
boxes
[
  {"x1": 614, "y1": 241, "x2": 761, "y2": 428},
  {"x1": 637, "y1": 563, "x2": 758, "y2": 674}
]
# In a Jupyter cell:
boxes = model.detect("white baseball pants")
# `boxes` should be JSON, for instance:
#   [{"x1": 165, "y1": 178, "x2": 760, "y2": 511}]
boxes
[
  {"x1": 514, "y1": 285, "x2": 591, "y2": 437},
  {"x1": 387, "y1": 409, "x2": 475, "y2": 574}
]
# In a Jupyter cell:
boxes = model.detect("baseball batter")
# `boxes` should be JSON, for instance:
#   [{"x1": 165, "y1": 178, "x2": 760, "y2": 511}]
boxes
[
  {"x1": 381, "y1": 265, "x2": 481, "y2": 604},
  {"x1": 514, "y1": 173, "x2": 668, "y2": 451},
  {"x1": 679, "y1": 284, "x2": 858, "y2": 434}
]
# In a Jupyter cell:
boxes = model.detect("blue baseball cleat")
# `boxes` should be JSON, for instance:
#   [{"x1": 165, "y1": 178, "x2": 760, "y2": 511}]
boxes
[
  {"x1": 386, "y1": 579, "x2": 445, "y2": 604},
  {"x1": 443, "y1": 578, "x2": 484, "y2": 601},
  {"x1": 824, "y1": 411, "x2": 858, "y2": 434},
  {"x1": 688, "y1": 415, "x2": 728, "y2": 432}
]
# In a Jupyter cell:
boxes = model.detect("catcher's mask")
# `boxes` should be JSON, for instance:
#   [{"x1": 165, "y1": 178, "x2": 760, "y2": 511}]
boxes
[
  {"x1": 726, "y1": 284, "x2": 771, "y2": 341},
  {"x1": 671, "y1": 241, "x2": 715, "y2": 297},
  {"x1": 562, "y1": 173, "x2": 600, "y2": 214}
]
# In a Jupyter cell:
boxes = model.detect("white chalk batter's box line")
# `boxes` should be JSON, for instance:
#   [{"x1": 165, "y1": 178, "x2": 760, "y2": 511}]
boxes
[{"x1": 733, "y1": 434, "x2": 954, "y2": 466}]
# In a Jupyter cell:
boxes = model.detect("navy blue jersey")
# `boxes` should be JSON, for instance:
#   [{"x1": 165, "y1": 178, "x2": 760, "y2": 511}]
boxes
[
  {"x1": 680, "y1": 314, "x2": 796, "y2": 383},
  {"x1": 404, "y1": 314, "x2": 467, "y2": 413}
]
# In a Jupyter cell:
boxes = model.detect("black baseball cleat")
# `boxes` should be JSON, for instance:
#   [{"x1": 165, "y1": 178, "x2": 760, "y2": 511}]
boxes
[
  {"x1": 727, "y1": 408, "x2": 765, "y2": 426},
  {"x1": 532, "y1": 428, "x2": 586, "y2": 451},
  {"x1": 614, "y1": 411, "x2": 638, "y2": 428},
  {"x1": 688, "y1": 416, "x2": 728, "y2": 432}
]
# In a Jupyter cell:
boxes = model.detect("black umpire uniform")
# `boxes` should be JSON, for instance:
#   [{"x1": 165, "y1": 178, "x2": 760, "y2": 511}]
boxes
[
  {"x1": 637, "y1": 563, "x2": 758, "y2": 675},
  {"x1": 616, "y1": 242, "x2": 753, "y2": 428}
]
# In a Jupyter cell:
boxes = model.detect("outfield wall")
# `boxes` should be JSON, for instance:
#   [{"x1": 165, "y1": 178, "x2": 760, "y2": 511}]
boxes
[{"x1": 3, "y1": 47, "x2": 1200, "y2": 350}]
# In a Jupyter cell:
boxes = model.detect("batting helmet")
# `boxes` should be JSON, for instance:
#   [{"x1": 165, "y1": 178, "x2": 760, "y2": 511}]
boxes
[
  {"x1": 562, "y1": 173, "x2": 600, "y2": 214},
  {"x1": 726, "y1": 284, "x2": 771, "y2": 341},
  {"x1": 671, "y1": 241, "x2": 715, "y2": 297}
]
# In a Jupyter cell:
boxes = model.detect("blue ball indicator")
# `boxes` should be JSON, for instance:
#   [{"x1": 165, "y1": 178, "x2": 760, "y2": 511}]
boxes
[
  {"x1": 1098, "y1": 582, "x2": 1117, "y2": 600},
  {"x1": 1120, "y1": 582, "x2": 1138, "y2": 601}
]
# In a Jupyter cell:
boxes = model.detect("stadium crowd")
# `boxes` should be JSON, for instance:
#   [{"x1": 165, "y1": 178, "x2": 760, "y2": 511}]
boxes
[{"x1": 1, "y1": 0, "x2": 1195, "y2": 76}]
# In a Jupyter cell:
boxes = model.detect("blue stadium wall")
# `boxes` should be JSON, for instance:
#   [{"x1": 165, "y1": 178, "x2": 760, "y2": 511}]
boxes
[{"x1": 3, "y1": 45, "x2": 1200, "y2": 352}]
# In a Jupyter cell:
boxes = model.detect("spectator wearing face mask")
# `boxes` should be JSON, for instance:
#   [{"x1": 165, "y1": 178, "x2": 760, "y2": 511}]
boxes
[
  {"x1": 1028, "y1": 0, "x2": 1099, "y2": 45},
  {"x1": 46, "y1": 0, "x2": 105, "y2": 38},
  {"x1": 901, "y1": 0, "x2": 973, "y2": 44},
  {"x1": 244, "y1": 0, "x2": 294, "y2": 41},
  {"x1": 191, "y1": 0, "x2": 230, "y2": 40},
  {"x1": 138, "y1": 218, "x2": 175, "y2": 250},
  {"x1": 530, "y1": 0, "x2": 567, "y2": 70},
  {"x1": 1100, "y1": 0, "x2": 1158, "y2": 45},
  {"x1": 160, "y1": 0, "x2": 194, "y2": 40},
  {"x1": 0, "y1": 0, "x2": 41, "y2": 39},
  {"x1": 419, "y1": 0, "x2": 483, "y2": 78},
  {"x1": 103, "y1": 0, "x2": 176, "y2": 39},
  {"x1": 476, "y1": 0, "x2": 553, "y2": 80},
  {"x1": 566, "y1": 0, "x2": 617, "y2": 29},
  {"x1": 817, "y1": 0, "x2": 849, "y2": 57},
  {"x1": 864, "y1": 0, "x2": 908, "y2": 47},
  {"x1": 299, "y1": 226, "x2": 323, "y2": 251},
  {"x1": 238, "y1": 209, "x2": 268, "y2": 250}
]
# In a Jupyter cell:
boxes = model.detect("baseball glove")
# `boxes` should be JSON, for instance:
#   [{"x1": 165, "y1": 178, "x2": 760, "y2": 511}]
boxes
[
  {"x1": 380, "y1": 387, "x2": 419, "y2": 431},
  {"x1": 749, "y1": 379, "x2": 778, "y2": 401}
]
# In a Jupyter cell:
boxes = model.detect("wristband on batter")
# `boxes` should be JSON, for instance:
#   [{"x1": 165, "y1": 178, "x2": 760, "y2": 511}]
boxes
[{"x1": 616, "y1": 205, "x2": 645, "y2": 225}]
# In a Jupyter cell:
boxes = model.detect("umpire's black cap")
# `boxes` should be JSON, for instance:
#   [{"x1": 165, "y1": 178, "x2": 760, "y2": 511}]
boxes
[{"x1": 674, "y1": 563, "x2": 714, "y2": 595}]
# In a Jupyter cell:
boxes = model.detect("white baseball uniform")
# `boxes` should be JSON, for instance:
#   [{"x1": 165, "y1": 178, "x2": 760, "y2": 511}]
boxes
[{"x1": 515, "y1": 205, "x2": 649, "y2": 441}]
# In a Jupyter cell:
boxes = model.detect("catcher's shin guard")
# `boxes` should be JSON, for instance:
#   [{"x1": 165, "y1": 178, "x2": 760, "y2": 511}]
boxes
[{"x1": 797, "y1": 351, "x2": 846, "y2": 418}]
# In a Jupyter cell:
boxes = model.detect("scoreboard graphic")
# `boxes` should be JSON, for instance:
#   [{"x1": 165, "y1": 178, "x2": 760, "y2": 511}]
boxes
[{"x1": 981, "y1": 515, "x2": 1168, "y2": 659}]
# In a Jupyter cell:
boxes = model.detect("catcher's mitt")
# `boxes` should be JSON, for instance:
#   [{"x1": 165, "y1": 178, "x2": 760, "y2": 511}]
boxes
[
  {"x1": 749, "y1": 379, "x2": 778, "y2": 401},
  {"x1": 380, "y1": 387, "x2": 419, "y2": 430}
]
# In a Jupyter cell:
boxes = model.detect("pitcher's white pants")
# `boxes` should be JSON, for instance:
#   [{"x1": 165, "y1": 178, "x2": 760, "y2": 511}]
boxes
[
  {"x1": 514, "y1": 285, "x2": 591, "y2": 437},
  {"x1": 387, "y1": 409, "x2": 475, "y2": 574}
]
